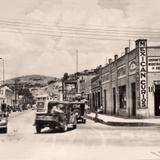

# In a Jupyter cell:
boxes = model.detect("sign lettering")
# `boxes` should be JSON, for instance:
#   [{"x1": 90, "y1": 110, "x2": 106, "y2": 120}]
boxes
[
  {"x1": 148, "y1": 57, "x2": 160, "y2": 72},
  {"x1": 139, "y1": 41, "x2": 147, "y2": 108}
]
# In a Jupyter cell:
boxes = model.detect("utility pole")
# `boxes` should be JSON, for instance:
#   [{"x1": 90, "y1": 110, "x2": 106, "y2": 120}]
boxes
[
  {"x1": 129, "y1": 40, "x2": 131, "y2": 51},
  {"x1": 14, "y1": 80, "x2": 17, "y2": 106},
  {"x1": 0, "y1": 58, "x2": 5, "y2": 85},
  {"x1": 76, "y1": 49, "x2": 78, "y2": 73}
]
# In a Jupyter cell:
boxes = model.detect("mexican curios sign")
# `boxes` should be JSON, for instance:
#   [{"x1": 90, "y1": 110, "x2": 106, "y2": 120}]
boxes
[{"x1": 138, "y1": 40, "x2": 147, "y2": 108}]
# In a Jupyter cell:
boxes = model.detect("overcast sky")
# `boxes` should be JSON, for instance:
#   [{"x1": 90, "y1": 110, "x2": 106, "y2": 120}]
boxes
[{"x1": 0, "y1": 0, "x2": 160, "y2": 80}]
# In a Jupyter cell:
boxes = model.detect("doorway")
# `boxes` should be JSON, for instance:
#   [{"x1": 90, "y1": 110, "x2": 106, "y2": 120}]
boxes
[
  {"x1": 131, "y1": 83, "x2": 136, "y2": 116},
  {"x1": 113, "y1": 88, "x2": 116, "y2": 115},
  {"x1": 154, "y1": 84, "x2": 160, "y2": 116},
  {"x1": 92, "y1": 93, "x2": 95, "y2": 112},
  {"x1": 104, "y1": 90, "x2": 107, "y2": 113},
  {"x1": 98, "y1": 92, "x2": 101, "y2": 109}
]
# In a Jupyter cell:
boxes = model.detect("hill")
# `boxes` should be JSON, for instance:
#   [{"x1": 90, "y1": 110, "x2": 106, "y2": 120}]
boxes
[{"x1": 5, "y1": 74, "x2": 59, "y2": 88}]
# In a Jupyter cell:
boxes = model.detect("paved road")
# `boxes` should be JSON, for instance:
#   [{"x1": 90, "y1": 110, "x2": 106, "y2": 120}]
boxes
[{"x1": 0, "y1": 110, "x2": 160, "y2": 160}]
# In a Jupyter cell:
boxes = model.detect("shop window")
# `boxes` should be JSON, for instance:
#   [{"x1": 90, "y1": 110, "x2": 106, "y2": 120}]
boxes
[{"x1": 119, "y1": 85, "x2": 126, "y2": 109}]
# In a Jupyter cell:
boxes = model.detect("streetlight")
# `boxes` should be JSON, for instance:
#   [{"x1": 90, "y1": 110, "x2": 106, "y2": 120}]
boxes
[{"x1": 0, "y1": 58, "x2": 5, "y2": 85}]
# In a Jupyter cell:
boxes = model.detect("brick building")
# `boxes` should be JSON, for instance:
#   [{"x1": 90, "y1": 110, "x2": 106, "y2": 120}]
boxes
[{"x1": 101, "y1": 39, "x2": 160, "y2": 118}]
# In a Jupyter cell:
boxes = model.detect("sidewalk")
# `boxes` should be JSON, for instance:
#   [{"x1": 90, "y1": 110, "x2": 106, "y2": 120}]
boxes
[{"x1": 86, "y1": 112, "x2": 160, "y2": 127}]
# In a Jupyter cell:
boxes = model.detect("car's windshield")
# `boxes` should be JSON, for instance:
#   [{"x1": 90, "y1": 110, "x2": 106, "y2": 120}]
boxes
[
  {"x1": 48, "y1": 103, "x2": 66, "y2": 114},
  {"x1": 36, "y1": 102, "x2": 45, "y2": 112}
]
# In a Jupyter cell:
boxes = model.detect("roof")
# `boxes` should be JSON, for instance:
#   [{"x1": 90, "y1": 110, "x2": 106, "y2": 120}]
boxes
[
  {"x1": 1, "y1": 86, "x2": 13, "y2": 92},
  {"x1": 48, "y1": 100, "x2": 85, "y2": 105},
  {"x1": 36, "y1": 94, "x2": 49, "y2": 98}
]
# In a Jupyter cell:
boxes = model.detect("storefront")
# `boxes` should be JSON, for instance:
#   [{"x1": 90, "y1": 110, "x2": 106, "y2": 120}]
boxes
[{"x1": 101, "y1": 39, "x2": 160, "y2": 118}]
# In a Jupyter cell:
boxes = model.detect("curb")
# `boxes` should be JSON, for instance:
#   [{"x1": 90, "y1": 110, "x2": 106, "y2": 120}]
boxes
[{"x1": 86, "y1": 115, "x2": 160, "y2": 127}]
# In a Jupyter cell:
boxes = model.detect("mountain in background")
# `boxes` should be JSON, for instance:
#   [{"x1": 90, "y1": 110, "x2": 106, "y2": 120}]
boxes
[{"x1": 5, "y1": 74, "x2": 60, "y2": 88}]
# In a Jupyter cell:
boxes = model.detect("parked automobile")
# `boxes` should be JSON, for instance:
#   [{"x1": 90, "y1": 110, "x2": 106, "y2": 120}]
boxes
[
  {"x1": 34, "y1": 101, "x2": 77, "y2": 133},
  {"x1": 0, "y1": 103, "x2": 8, "y2": 133},
  {"x1": 69, "y1": 101, "x2": 86, "y2": 123},
  {"x1": 32, "y1": 104, "x2": 37, "y2": 110}
]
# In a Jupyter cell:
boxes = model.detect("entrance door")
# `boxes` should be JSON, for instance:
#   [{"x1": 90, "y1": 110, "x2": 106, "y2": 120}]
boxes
[
  {"x1": 92, "y1": 93, "x2": 95, "y2": 112},
  {"x1": 154, "y1": 85, "x2": 160, "y2": 116},
  {"x1": 131, "y1": 83, "x2": 136, "y2": 116},
  {"x1": 98, "y1": 92, "x2": 101, "y2": 109},
  {"x1": 104, "y1": 90, "x2": 107, "y2": 113},
  {"x1": 113, "y1": 88, "x2": 116, "y2": 115}
]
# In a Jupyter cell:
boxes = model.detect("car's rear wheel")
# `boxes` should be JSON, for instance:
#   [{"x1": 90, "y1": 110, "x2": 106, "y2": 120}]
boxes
[
  {"x1": 73, "y1": 124, "x2": 77, "y2": 129},
  {"x1": 36, "y1": 126, "x2": 41, "y2": 133},
  {"x1": 61, "y1": 124, "x2": 68, "y2": 132},
  {"x1": 83, "y1": 119, "x2": 86, "y2": 123},
  {"x1": 1, "y1": 127, "x2": 7, "y2": 133}
]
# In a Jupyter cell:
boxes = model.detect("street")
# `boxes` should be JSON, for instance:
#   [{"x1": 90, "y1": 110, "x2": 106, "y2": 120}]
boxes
[{"x1": 0, "y1": 111, "x2": 160, "y2": 160}]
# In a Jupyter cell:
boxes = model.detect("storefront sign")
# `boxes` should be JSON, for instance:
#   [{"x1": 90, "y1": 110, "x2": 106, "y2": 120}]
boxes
[
  {"x1": 148, "y1": 57, "x2": 160, "y2": 72},
  {"x1": 138, "y1": 40, "x2": 147, "y2": 108}
]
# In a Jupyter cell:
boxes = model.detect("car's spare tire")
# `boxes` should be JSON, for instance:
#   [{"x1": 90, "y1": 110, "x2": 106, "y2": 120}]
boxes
[{"x1": 73, "y1": 109, "x2": 81, "y2": 117}]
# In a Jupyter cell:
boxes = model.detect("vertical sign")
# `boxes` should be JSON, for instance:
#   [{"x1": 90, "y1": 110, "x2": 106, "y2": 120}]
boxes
[{"x1": 137, "y1": 40, "x2": 148, "y2": 108}]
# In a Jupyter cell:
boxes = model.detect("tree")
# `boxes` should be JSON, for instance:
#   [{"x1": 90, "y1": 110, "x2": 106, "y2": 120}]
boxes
[
  {"x1": 63, "y1": 73, "x2": 69, "y2": 80},
  {"x1": 48, "y1": 80, "x2": 56, "y2": 85}
]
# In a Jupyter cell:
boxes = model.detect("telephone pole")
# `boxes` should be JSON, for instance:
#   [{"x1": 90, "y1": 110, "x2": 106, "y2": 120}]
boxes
[
  {"x1": 129, "y1": 40, "x2": 131, "y2": 51},
  {"x1": 76, "y1": 49, "x2": 78, "y2": 73},
  {"x1": 0, "y1": 58, "x2": 5, "y2": 85}
]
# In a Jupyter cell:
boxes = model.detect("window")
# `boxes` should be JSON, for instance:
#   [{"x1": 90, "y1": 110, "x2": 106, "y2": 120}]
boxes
[{"x1": 119, "y1": 85, "x2": 126, "y2": 109}]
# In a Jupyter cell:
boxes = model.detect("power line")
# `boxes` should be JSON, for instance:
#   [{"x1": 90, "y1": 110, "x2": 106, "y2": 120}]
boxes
[
  {"x1": 0, "y1": 18, "x2": 160, "y2": 42},
  {"x1": 1, "y1": 17, "x2": 160, "y2": 32},
  {"x1": 0, "y1": 28, "x2": 134, "y2": 41},
  {"x1": 1, "y1": 20, "x2": 160, "y2": 38},
  {"x1": 0, "y1": 21, "x2": 160, "y2": 40},
  {"x1": 1, "y1": 18, "x2": 160, "y2": 36},
  {"x1": 1, "y1": 19, "x2": 160, "y2": 37}
]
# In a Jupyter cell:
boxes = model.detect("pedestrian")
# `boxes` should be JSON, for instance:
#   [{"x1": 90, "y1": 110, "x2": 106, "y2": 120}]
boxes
[
  {"x1": 95, "y1": 109, "x2": 98, "y2": 122},
  {"x1": 84, "y1": 102, "x2": 90, "y2": 114}
]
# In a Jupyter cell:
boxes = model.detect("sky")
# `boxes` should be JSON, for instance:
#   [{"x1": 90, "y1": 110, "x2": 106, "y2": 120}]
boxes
[{"x1": 0, "y1": 0, "x2": 160, "y2": 80}]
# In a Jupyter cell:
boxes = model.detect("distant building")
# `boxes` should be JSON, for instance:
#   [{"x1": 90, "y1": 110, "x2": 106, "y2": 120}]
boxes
[
  {"x1": 36, "y1": 94, "x2": 53, "y2": 102},
  {"x1": 0, "y1": 86, "x2": 14, "y2": 106},
  {"x1": 79, "y1": 74, "x2": 96, "y2": 107},
  {"x1": 91, "y1": 74, "x2": 101, "y2": 112},
  {"x1": 62, "y1": 70, "x2": 96, "y2": 101}
]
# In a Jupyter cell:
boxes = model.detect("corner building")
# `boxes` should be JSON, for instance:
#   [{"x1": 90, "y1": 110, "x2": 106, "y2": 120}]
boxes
[{"x1": 101, "y1": 39, "x2": 160, "y2": 118}]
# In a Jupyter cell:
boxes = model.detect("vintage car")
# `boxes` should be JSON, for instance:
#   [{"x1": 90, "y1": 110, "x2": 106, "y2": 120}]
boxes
[
  {"x1": 69, "y1": 101, "x2": 86, "y2": 123},
  {"x1": 0, "y1": 103, "x2": 8, "y2": 133},
  {"x1": 34, "y1": 101, "x2": 77, "y2": 133}
]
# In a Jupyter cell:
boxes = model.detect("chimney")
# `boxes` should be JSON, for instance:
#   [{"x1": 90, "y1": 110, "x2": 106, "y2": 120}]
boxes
[
  {"x1": 108, "y1": 58, "x2": 112, "y2": 64},
  {"x1": 114, "y1": 54, "x2": 118, "y2": 61},
  {"x1": 125, "y1": 47, "x2": 130, "y2": 54},
  {"x1": 105, "y1": 57, "x2": 108, "y2": 65}
]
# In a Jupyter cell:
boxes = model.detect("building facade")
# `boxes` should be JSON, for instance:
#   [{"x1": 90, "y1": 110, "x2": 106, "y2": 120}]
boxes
[
  {"x1": 91, "y1": 74, "x2": 101, "y2": 112},
  {"x1": 79, "y1": 74, "x2": 96, "y2": 106},
  {"x1": 101, "y1": 39, "x2": 160, "y2": 118},
  {"x1": 0, "y1": 86, "x2": 14, "y2": 106}
]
